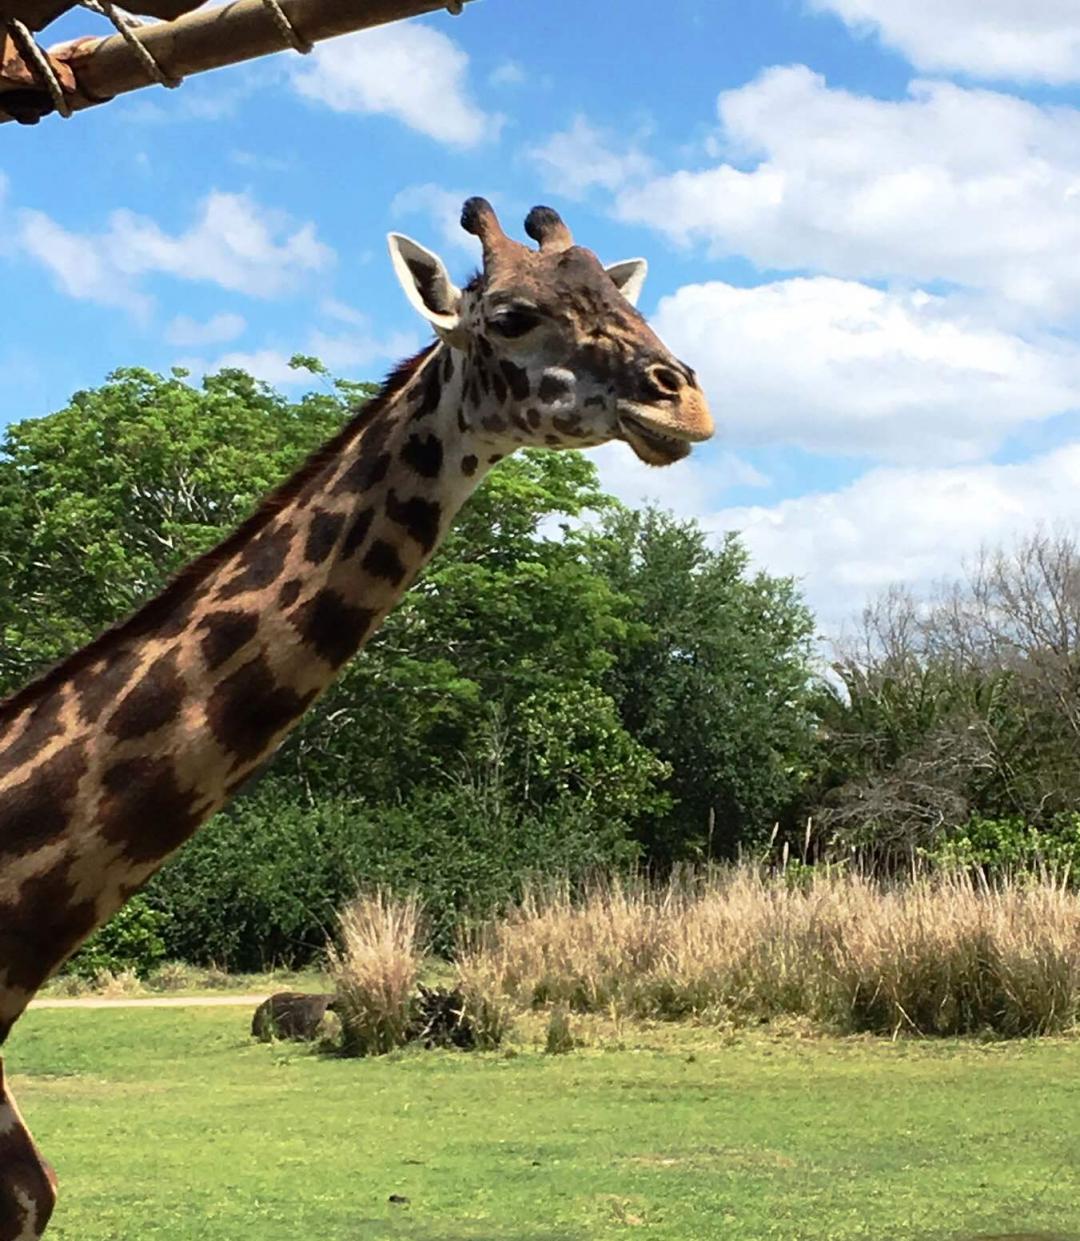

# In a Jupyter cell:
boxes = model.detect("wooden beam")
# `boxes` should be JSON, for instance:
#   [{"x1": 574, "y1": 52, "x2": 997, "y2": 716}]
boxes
[
  {"x1": 0, "y1": 1, "x2": 75, "y2": 34},
  {"x1": 1, "y1": 0, "x2": 479, "y2": 124}
]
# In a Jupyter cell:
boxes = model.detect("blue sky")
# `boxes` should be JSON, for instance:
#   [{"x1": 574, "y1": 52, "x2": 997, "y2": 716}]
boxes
[{"x1": 4, "y1": 0, "x2": 1080, "y2": 627}]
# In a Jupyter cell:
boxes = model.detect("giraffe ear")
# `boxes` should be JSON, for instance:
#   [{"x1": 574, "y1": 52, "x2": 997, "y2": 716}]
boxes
[
  {"x1": 606, "y1": 258, "x2": 648, "y2": 307},
  {"x1": 387, "y1": 233, "x2": 465, "y2": 345}
]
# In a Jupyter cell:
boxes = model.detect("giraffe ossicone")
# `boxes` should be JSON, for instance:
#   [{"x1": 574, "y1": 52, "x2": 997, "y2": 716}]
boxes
[{"x1": 0, "y1": 197, "x2": 712, "y2": 1239}]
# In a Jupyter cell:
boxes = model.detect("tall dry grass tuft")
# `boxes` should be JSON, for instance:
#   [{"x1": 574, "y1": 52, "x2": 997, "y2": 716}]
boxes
[
  {"x1": 453, "y1": 936, "x2": 517, "y2": 1049},
  {"x1": 329, "y1": 891, "x2": 425, "y2": 1056},
  {"x1": 461, "y1": 868, "x2": 1080, "y2": 1037}
]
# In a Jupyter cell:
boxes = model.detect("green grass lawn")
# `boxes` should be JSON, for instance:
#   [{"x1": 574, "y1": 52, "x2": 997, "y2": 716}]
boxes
[{"x1": 6, "y1": 1007, "x2": 1080, "y2": 1241}]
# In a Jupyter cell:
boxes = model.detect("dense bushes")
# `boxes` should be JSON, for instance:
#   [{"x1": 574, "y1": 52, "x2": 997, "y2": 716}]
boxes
[
  {"x1": 144, "y1": 774, "x2": 640, "y2": 969},
  {"x1": 67, "y1": 895, "x2": 166, "y2": 980},
  {"x1": 922, "y1": 814, "x2": 1080, "y2": 874}
]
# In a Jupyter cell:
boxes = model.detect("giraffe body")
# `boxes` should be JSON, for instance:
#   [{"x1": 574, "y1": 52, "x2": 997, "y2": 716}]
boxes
[{"x1": 0, "y1": 199, "x2": 712, "y2": 1238}]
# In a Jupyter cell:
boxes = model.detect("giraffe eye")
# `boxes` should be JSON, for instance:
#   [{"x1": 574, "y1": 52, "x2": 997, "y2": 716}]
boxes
[{"x1": 490, "y1": 309, "x2": 540, "y2": 338}]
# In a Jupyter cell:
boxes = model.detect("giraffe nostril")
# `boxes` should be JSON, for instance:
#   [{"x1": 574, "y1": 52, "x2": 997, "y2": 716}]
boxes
[{"x1": 646, "y1": 364, "x2": 685, "y2": 398}]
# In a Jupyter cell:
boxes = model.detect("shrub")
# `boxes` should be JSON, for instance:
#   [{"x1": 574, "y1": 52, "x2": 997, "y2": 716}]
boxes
[
  {"x1": 925, "y1": 814, "x2": 1080, "y2": 875},
  {"x1": 149, "y1": 777, "x2": 638, "y2": 969},
  {"x1": 147, "y1": 786, "x2": 359, "y2": 970},
  {"x1": 65, "y1": 894, "x2": 166, "y2": 980}
]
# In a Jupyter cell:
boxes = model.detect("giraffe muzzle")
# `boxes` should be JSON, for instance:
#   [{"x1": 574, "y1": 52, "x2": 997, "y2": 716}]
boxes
[{"x1": 617, "y1": 383, "x2": 715, "y2": 466}]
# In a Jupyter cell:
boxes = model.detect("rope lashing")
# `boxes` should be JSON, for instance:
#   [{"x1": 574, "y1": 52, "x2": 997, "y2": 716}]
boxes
[
  {"x1": 259, "y1": 0, "x2": 312, "y2": 53},
  {"x1": 3, "y1": 19, "x2": 72, "y2": 117},
  {"x1": 80, "y1": 0, "x2": 182, "y2": 88}
]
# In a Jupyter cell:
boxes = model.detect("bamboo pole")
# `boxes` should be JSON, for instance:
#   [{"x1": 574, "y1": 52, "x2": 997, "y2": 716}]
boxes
[{"x1": 1, "y1": 0, "x2": 479, "y2": 124}]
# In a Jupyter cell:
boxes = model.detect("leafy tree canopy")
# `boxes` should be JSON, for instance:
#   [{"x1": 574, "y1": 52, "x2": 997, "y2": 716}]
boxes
[{"x1": 2, "y1": 362, "x2": 819, "y2": 965}]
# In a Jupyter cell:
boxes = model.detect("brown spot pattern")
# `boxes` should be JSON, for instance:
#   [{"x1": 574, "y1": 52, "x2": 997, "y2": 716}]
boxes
[
  {"x1": 411, "y1": 364, "x2": 443, "y2": 420},
  {"x1": 342, "y1": 508, "x2": 375, "y2": 558},
  {"x1": 0, "y1": 859, "x2": 96, "y2": 995},
  {"x1": 332, "y1": 420, "x2": 393, "y2": 495},
  {"x1": 199, "y1": 611, "x2": 259, "y2": 671},
  {"x1": 293, "y1": 590, "x2": 376, "y2": 668},
  {"x1": 333, "y1": 449, "x2": 391, "y2": 496},
  {"x1": 304, "y1": 509, "x2": 346, "y2": 565},
  {"x1": 401, "y1": 433, "x2": 443, "y2": 479},
  {"x1": 207, "y1": 656, "x2": 311, "y2": 766},
  {"x1": 217, "y1": 523, "x2": 293, "y2": 600},
  {"x1": 72, "y1": 649, "x2": 140, "y2": 726},
  {"x1": 0, "y1": 1063, "x2": 58, "y2": 1229},
  {"x1": 98, "y1": 755, "x2": 202, "y2": 864},
  {"x1": 0, "y1": 743, "x2": 87, "y2": 862},
  {"x1": 106, "y1": 651, "x2": 183, "y2": 741},
  {"x1": 500, "y1": 360, "x2": 530, "y2": 401},
  {"x1": 385, "y1": 491, "x2": 442, "y2": 554},
  {"x1": 0, "y1": 698, "x2": 63, "y2": 783},
  {"x1": 361, "y1": 540, "x2": 407, "y2": 586}
]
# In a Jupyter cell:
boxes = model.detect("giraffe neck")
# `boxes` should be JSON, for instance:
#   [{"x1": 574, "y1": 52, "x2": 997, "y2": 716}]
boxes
[{"x1": 0, "y1": 342, "x2": 495, "y2": 1038}]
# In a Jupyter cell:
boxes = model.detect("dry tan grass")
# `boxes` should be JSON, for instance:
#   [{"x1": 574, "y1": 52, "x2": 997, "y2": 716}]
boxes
[
  {"x1": 329, "y1": 891, "x2": 425, "y2": 1055},
  {"x1": 452, "y1": 941, "x2": 517, "y2": 1048},
  {"x1": 458, "y1": 868, "x2": 1080, "y2": 1037},
  {"x1": 90, "y1": 968, "x2": 146, "y2": 998}
]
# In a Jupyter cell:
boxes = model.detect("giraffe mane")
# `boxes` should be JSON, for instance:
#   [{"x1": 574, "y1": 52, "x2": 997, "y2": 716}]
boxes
[{"x1": 0, "y1": 344, "x2": 438, "y2": 723}]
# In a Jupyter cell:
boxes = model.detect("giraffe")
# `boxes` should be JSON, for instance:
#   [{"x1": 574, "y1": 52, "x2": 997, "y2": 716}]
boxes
[{"x1": 0, "y1": 197, "x2": 713, "y2": 1239}]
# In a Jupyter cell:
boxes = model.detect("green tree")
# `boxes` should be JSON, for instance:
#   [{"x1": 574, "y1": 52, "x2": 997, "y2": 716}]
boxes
[
  {"x1": 587, "y1": 508, "x2": 817, "y2": 862},
  {"x1": 0, "y1": 363, "x2": 359, "y2": 691},
  {"x1": 276, "y1": 449, "x2": 642, "y2": 808}
]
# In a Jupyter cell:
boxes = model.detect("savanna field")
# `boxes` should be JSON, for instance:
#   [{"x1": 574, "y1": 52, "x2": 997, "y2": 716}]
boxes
[
  {"x1": 16, "y1": 871, "x2": 1080, "y2": 1240},
  {"x1": 10, "y1": 3, "x2": 1080, "y2": 1241},
  {"x1": 7, "y1": 336, "x2": 1080, "y2": 1241},
  {"x1": 12, "y1": 1000, "x2": 1080, "y2": 1240}
]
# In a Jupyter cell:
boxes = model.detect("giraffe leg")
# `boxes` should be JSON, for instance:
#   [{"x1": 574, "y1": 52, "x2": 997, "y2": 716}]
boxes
[{"x1": 0, "y1": 1059, "x2": 56, "y2": 1241}]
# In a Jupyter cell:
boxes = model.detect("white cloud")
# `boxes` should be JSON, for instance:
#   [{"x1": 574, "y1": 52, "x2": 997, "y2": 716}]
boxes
[
  {"x1": 113, "y1": 192, "x2": 332, "y2": 297},
  {"x1": 530, "y1": 115, "x2": 654, "y2": 199},
  {"x1": 17, "y1": 192, "x2": 332, "y2": 312},
  {"x1": 18, "y1": 210, "x2": 152, "y2": 317},
  {"x1": 391, "y1": 183, "x2": 481, "y2": 256},
  {"x1": 319, "y1": 297, "x2": 369, "y2": 328},
  {"x1": 711, "y1": 445, "x2": 1080, "y2": 627},
  {"x1": 229, "y1": 149, "x2": 295, "y2": 174},
  {"x1": 592, "y1": 441, "x2": 768, "y2": 522},
  {"x1": 201, "y1": 349, "x2": 305, "y2": 388},
  {"x1": 489, "y1": 60, "x2": 525, "y2": 87},
  {"x1": 810, "y1": 0, "x2": 1080, "y2": 84},
  {"x1": 306, "y1": 326, "x2": 420, "y2": 373},
  {"x1": 165, "y1": 312, "x2": 246, "y2": 347},
  {"x1": 616, "y1": 66, "x2": 1080, "y2": 314},
  {"x1": 290, "y1": 23, "x2": 497, "y2": 148},
  {"x1": 180, "y1": 313, "x2": 419, "y2": 389},
  {"x1": 652, "y1": 277, "x2": 1080, "y2": 462}
]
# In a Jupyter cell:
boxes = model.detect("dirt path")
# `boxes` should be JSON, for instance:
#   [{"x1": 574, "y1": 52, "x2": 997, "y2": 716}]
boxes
[{"x1": 31, "y1": 994, "x2": 270, "y2": 1009}]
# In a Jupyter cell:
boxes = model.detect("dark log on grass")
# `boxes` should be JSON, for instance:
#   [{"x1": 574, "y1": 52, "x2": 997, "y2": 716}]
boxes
[{"x1": 251, "y1": 991, "x2": 337, "y2": 1042}]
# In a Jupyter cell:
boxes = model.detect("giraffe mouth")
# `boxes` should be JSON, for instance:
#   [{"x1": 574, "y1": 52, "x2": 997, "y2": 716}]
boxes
[{"x1": 618, "y1": 413, "x2": 694, "y2": 466}]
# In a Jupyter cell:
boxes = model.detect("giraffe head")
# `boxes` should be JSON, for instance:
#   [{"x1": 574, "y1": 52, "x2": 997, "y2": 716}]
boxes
[{"x1": 388, "y1": 197, "x2": 714, "y2": 465}]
